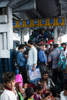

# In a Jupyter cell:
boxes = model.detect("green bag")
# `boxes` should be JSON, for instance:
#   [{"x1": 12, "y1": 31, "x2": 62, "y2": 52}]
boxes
[{"x1": 18, "y1": 92, "x2": 24, "y2": 100}]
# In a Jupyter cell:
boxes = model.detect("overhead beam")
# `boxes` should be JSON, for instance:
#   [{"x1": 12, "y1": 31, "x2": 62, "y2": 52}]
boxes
[
  {"x1": 13, "y1": 0, "x2": 36, "y2": 13},
  {"x1": 0, "y1": 1, "x2": 9, "y2": 7}
]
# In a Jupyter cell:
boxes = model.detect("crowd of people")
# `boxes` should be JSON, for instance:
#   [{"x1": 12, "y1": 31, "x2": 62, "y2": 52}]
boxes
[{"x1": 0, "y1": 28, "x2": 67, "y2": 100}]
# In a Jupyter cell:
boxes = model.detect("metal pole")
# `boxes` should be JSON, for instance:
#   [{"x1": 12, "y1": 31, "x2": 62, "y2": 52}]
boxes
[
  {"x1": 54, "y1": 26, "x2": 58, "y2": 44},
  {"x1": 29, "y1": 27, "x2": 30, "y2": 39}
]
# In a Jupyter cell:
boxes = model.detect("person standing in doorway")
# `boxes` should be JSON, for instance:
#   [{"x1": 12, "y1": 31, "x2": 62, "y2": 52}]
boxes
[
  {"x1": 38, "y1": 44, "x2": 47, "y2": 75},
  {"x1": 27, "y1": 40, "x2": 37, "y2": 71}
]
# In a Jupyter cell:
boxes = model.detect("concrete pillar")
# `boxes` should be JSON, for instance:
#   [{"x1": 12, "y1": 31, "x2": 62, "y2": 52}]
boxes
[
  {"x1": 7, "y1": 7, "x2": 13, "y2": 72},
  {"x1": 54, "y1": 26, "x2": 58, "y2": 44},
  {"x1": 7, "y1": 7, "x2": 13, "y2": 49},
  {"x1": 0, "y1": 33, "x2": 2, "y2": 50},
  {"x1": 3, "y1": 32, "x2": 7, "y2": 50},
  {"x1": 65, "y1": 15, "x2": 67, "y2": 34}
]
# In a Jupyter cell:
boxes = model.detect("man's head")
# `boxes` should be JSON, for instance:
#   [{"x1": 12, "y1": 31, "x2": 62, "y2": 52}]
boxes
[
  {"x1": 42, "y1": 71, "x2": 48, "y2": 80},
  {"x1": 53, "y1": 44, "x2": 58, "y2": 49},
  {"x1": 2, "y1": 72, "x2": 15, "y2": 89},
  {"x1": 40, "y1": 44, "x2": 45, "y2": 51},
  {"x1": 18, "y1": 44, "x2": 24, "y2": 52},
  {"x1": 25, "y1": 87, "x2": 34, "y2": 98},
  {"x1": 61, "y1": 43, "x2": 66, "y2": 51},
  {"x1": 61, "y1": 43, "x2": 66, "y2": 48},
  {"x1": 28, "y1": 40, "x2": 33, "y2": 47}
]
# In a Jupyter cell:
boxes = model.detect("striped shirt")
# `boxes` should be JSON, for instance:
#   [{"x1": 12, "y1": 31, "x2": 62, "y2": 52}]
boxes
[{"x1": 48, "y1": 48, "x2": 60, "y2": 69}]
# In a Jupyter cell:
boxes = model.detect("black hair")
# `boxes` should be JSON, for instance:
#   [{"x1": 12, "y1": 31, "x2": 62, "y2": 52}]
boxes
[
  {"x1": 28, "y1": 40, "x2": 33, "y2": 45},
  {"x1": 42, "y1": 71, "x2": 48, "y2": 76},
  {"x1": 36, "y1": 84, "x2": 43, "y2": 91},
  {"x1": 53, "y1": 44, "x2": 58, "y2": 48},
  {"x1": 2, "y1": 72, "x2": 15, "y2": 83},
  {"x1": 40, "y1": 78, "x2": 45, "y2": 83},
  {"x1": 18, "y1": 44, "x2": 24, "y2": 50},
  {"x1": 50, "y1": 44, "x2": 53, "y2": 46},
  {"x1": 25, "y1": 87, "x2": 34, "y2": 98},
  {"x1": 61, "y1": 43, "x2": 66, "y2": 46}
]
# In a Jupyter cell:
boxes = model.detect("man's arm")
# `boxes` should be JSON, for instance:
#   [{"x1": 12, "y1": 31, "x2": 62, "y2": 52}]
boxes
[
  {"x1": 39, "y1": 51, "x2": 47, "y2": 63},
  {"x1": 48, "y1": 53, "x2": 52, "y2": 62},
  {"x1": 18, "y1": 53, "x2": 26, "y2": 62},
  {"x1": 33, "y1": 49, "x2": 37, "y2": 71},
  {"x1": 50, "y1": 78, "x2": 55, "y2": 87}
]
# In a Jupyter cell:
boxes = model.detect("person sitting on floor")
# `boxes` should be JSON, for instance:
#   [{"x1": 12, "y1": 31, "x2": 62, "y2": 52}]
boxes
[
  {"x1": 25, "y1": 87, "x2": 34, "y2": 100},
  {"x1": 42, "y1": 71, "x2": 58, "y2": 97}
]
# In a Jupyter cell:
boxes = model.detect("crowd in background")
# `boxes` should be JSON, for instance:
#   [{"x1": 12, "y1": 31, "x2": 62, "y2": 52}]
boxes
[{"x1": 0, "y1": 28, "x2": 67, "y2": 100}]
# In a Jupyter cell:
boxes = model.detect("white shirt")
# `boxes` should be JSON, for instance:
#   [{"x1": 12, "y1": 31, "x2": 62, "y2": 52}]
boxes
[
  {"x1": 27, "y1": 46, "x2": 37, "y2": 65},
  {"x1": 1, "y1": 89, "x2": 18, "y2": 100},
  {"x1": 60, "y1": 91, "x2": 67, "y2": 100}
]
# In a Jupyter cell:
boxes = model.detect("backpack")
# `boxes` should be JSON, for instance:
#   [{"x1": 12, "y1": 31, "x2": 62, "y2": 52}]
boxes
[
  {"x1": 58, "y1": 54, "x2": 66, "y2": 71},
  {"x1": 13, "y1": 51, "x2": 20, "y2": 71}
]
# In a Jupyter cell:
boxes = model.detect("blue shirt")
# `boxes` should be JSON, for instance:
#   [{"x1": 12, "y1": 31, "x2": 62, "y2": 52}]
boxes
[
  {"x1": 16, "y1": 51, "x2": 26, "y2": 66},
  {"x1": 39, "y1": 49, "x2": 47, "y2": 64},
  {"x1": 48, "y1": 48, "x2": 60, "y2": 69}
]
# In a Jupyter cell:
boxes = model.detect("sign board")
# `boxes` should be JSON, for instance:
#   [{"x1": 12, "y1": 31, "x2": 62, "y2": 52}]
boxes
[
  {"x1": 25, "y1": 20, "x2": 32, "y2": 27},
  {"x1": 13, "y1": 21, "x2": 18, "y2": 28},
  {"x1": 56, "y1": 18, "x2": 65, "y2": 26},
  {"x1": 40, "y1": 19, "x2": 47, "y2": 26},
  {"x1": 31, "y1": 19, "x2": 40, "y2": 27},
  {"x1": 17, "y1": 21, "x2": 25, "y2": 28},
  {"x1": 13, "y1": 21, "x2": 16, "y2": 26},
  {"x1": 28, "y1": 68, "x2": 41, "y2": 82},
  {"x1": 13, "y1": 18, "x2": 65, "y2": 28},
  {"x1": 48, "y1": 19, "x2": 55, "y2": 26}
]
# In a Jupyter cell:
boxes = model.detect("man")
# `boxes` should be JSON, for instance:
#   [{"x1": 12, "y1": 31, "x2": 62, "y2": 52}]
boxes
[
  {"x1": 61, "y1": 43, "x2": 66, "y2": 51},
  {"x1": 42, "y1": 71, "x2": 59, "y2": 97},
  {"x1": 42, "y1": 71, "x2": 55, "y2": 89},
  {"x1": 16, "y1": 44, "x2": 27, "y2": 83},
  {"x1": 48, "y1": 42, "x2": 54, "y2": 54},
  {"x1": 38, "y1": 44, "x2": 47, "y2": 75},
  {"x1": 48, "y1": 44, "x2": 60, "y2": 85},
  {"x1": 27, "y1": 40, "x2": 37, "y2": 71},
  {"x1": 61, "y1": 43, "x2": 67, "y2": 57}
]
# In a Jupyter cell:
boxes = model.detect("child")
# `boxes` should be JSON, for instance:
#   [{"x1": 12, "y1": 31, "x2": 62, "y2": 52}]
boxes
[
  {"x1": 1, "y1": 72, "x2": 18, "y2": 100},
  {"x1": 25, "y1": 87, "x2": 34, "y2": 100},
  {"x1": 39, "y1": 78, "x2": 47, "y2": 90},
  {"x1": 34, "y1": 84, "x2": 44, "y2": 100},
  {"x1": 34, "y1": 84, "x2": 52, "y2": 100},
  {"x1": 15, "y1": 74, "x2": 25, "y2": 94}
]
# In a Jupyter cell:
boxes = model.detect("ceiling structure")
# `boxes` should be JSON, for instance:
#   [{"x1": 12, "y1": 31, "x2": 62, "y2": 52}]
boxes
[
  {"x1": 0, "y1": 0, "x2": 61, "y2": 20},
  {"x1": 0, "y1": 0, "x2": 67, "y2": 34}
]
